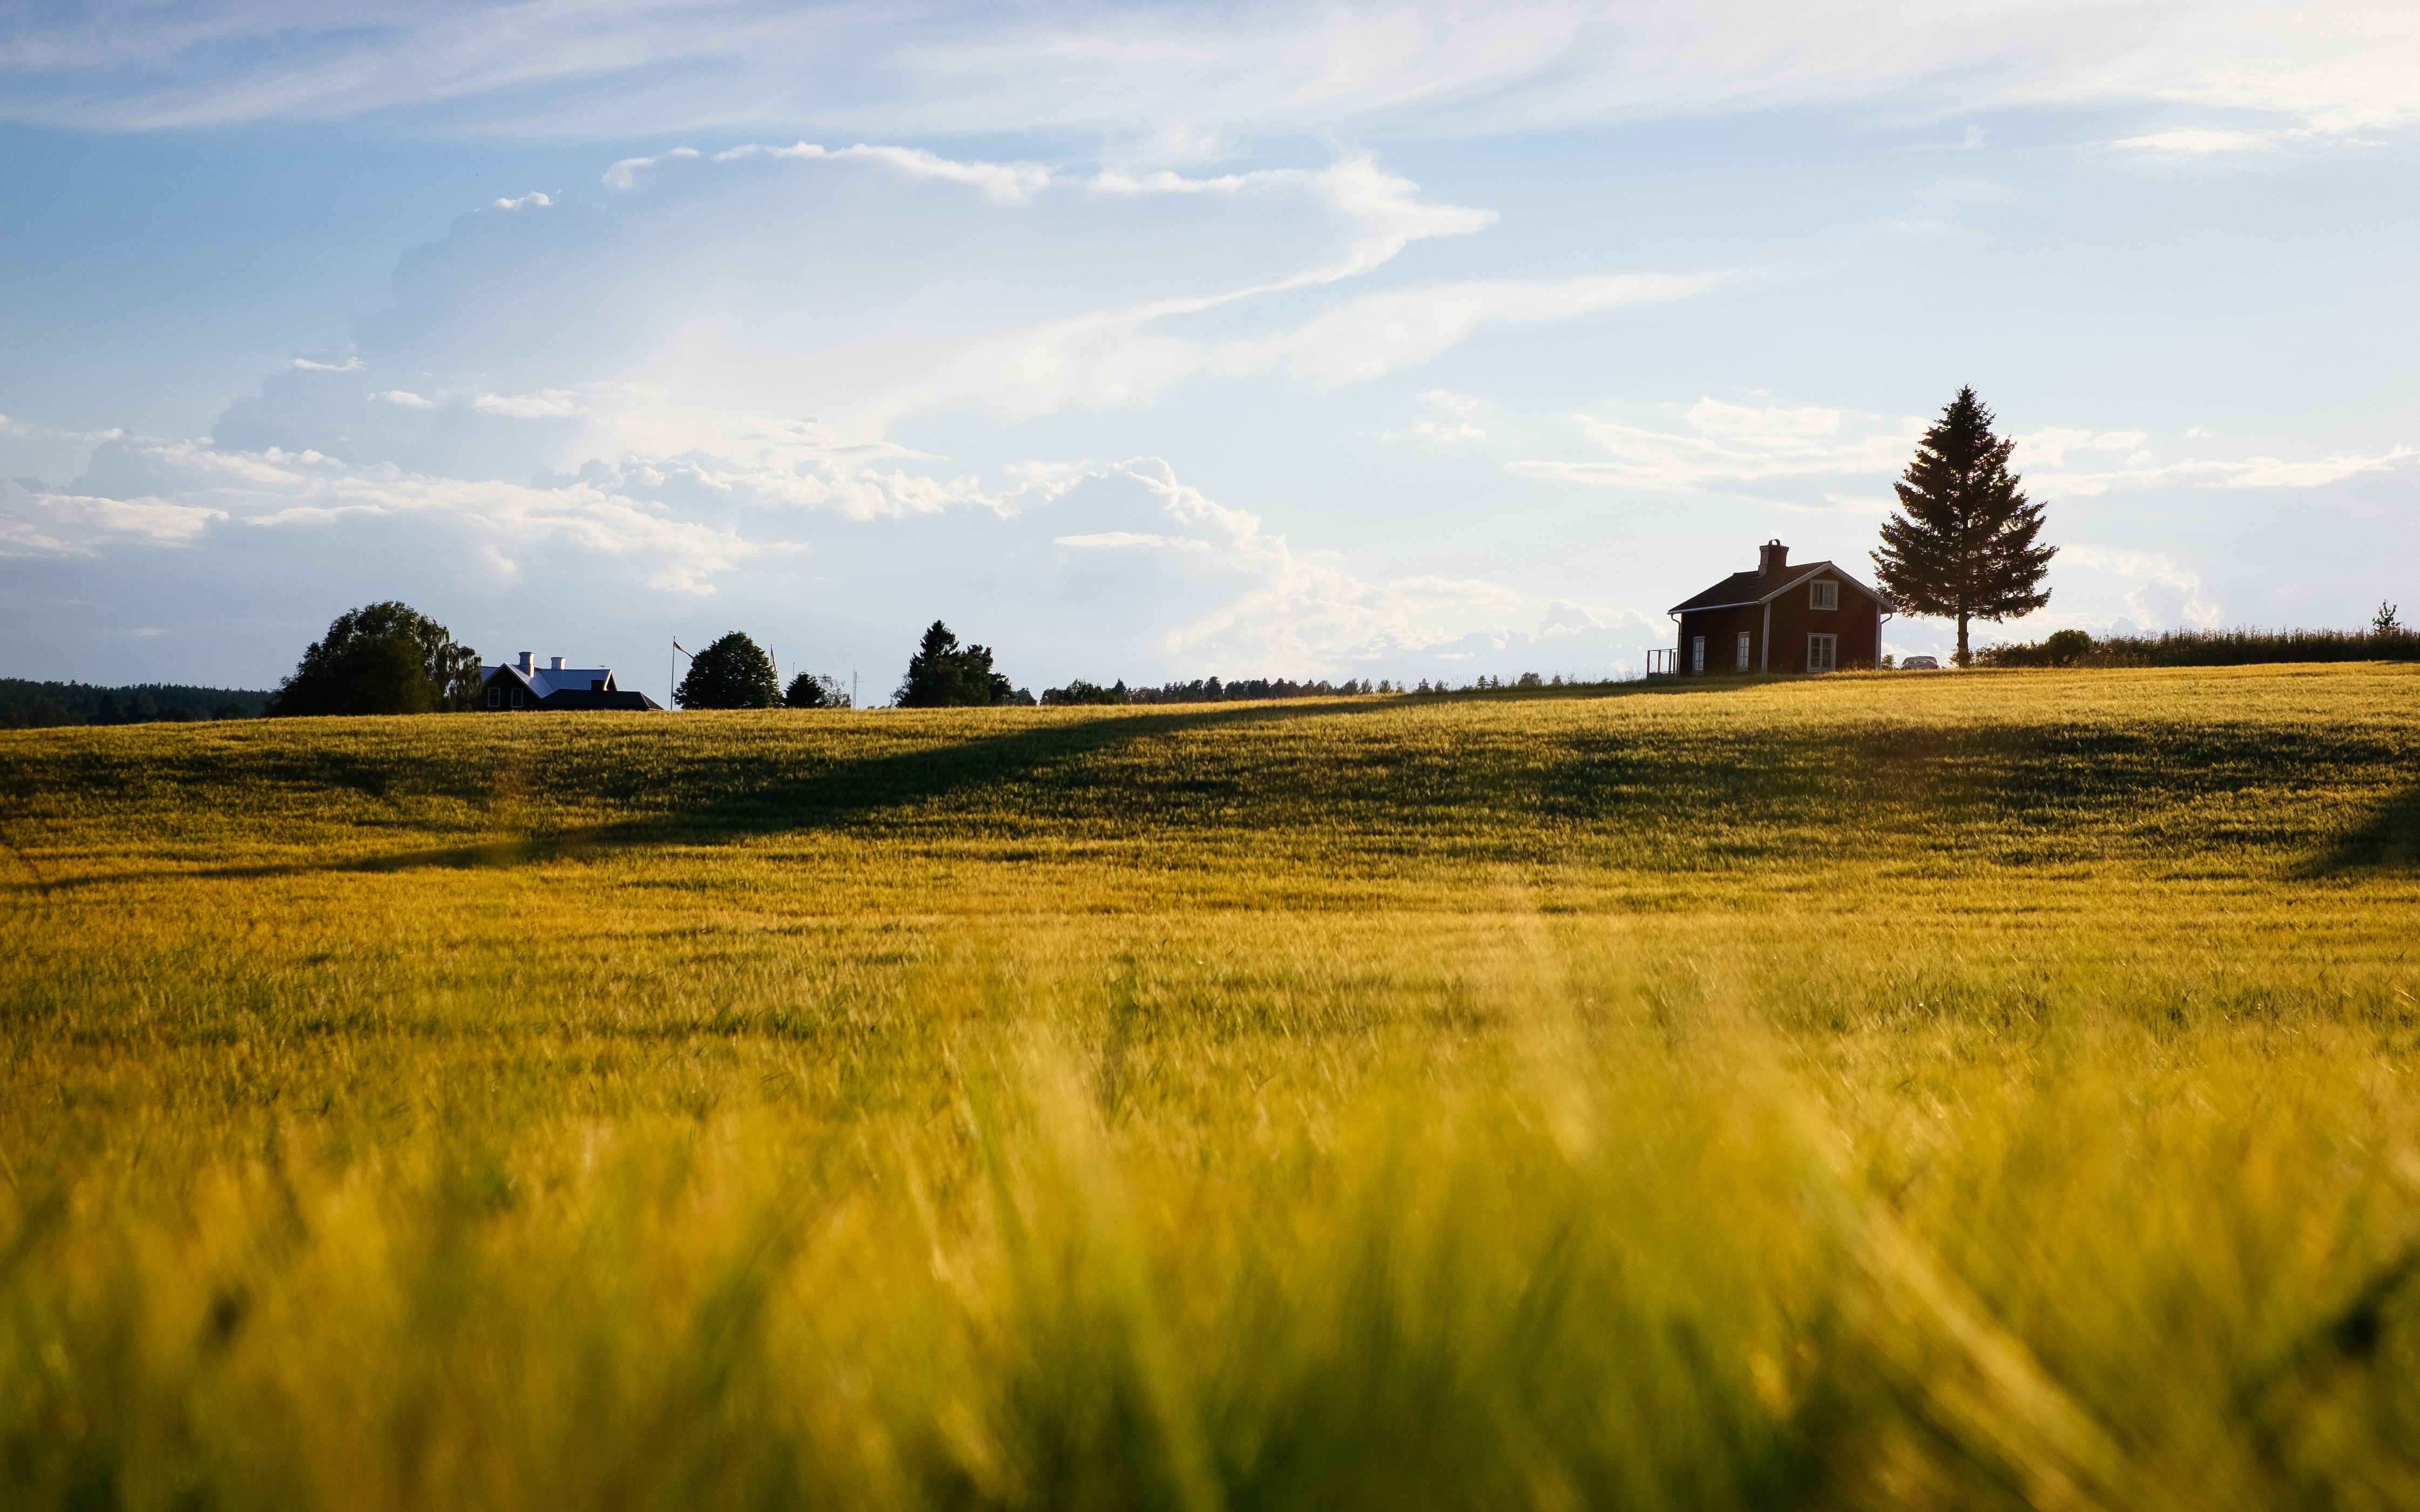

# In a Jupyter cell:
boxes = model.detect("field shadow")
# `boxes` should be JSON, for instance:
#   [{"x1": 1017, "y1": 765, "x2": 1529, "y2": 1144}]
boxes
[
  {"x1": 15, "y1": 699, "x2": 1401, "y2": 890},
  {"x1": 2300, "y1": 783, "x2": 2420, "y2": 877}
]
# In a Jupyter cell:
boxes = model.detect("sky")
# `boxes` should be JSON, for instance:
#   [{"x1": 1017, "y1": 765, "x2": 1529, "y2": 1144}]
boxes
[{"x1": 3, "y1": 1, "x2": 2416, "y2": 697}]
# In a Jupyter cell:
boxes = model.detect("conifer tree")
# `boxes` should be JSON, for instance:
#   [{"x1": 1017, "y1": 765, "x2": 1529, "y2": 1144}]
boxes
[
  {"x1": 895, "y1": 621, "x2": 1016, "y2": 708},
  {"x1": 1872, "y1": 387, "x2": 2056, "y2": 666}
]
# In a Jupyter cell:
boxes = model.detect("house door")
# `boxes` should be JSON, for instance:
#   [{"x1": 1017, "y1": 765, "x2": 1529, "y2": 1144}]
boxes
[
  {"x1": 1736, "y1": 630, "x2": 1751, "y2": 669},
  {"x1": 1808, "y1": 634, "x2": 1837, "y2": 672},
  {"x1": 1691, "y1": 635, "x2": 1705, "y2": 674}
]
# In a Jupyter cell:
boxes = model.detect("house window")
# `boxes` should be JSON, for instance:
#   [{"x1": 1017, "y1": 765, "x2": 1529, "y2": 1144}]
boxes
[
  {"x1": 1691, "y1": 635, "x2": 1706, "y2": 674},
  {"x1": 1808, "y1": 634, "x2": 1837, "y2": 672},
  {"x1": 512, "y1": 688, "x2": 525, "y2": 709},
  {"x1": 1810, "y1": 580, "x2": 1838, "y2": 611},
  {"x1": 486, "y1": 687, "x2": 501, "y2": 709},
  {"x1": 1736, "y1": 630, "x2": 1752, "y2": 669}
]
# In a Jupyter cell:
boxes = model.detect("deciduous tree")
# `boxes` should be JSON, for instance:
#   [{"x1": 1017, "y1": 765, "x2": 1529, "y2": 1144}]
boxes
[
  {"x1": 675, "y1": 633, "x2": 782, "y2": 709},
  {"x1": 1872, "y1": 387, "x2": 2055, "y2": 666},
  {"x1": 266, "y1": 602, "x2": 481, "y2": 716}
]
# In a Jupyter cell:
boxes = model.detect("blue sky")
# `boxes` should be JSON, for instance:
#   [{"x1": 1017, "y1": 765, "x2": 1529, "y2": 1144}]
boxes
[{"x1": 3, "y1": 2, "x2": 2415, "y2": 695}]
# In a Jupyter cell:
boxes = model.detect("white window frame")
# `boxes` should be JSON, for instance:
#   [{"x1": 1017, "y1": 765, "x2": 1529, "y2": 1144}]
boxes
[
  {"x1": 1691, "y1": 635, "x2": 1706, "y2": 674},
  {"x1": 511, "y1": 687, "x2": 526, "y2": 709},
  {"x1": 486, "y1": 687, "x2": 501, "y2": 709},
  {"x1": 1809, "y1": 580, "x2": 1838, "y2": 611},
  {"x1": 1808, "y1": 634, "x2": 1837, "y2": 672},
  {"x1": 1735, "y1": 630, "x2": 1751, "y2": 669}
]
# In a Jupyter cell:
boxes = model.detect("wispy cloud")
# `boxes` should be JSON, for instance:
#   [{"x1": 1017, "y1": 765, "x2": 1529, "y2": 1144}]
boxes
[
  {"x1": 1516, "y1": 399, "x2": 2414, "y2": 499},
  {"x1": 1512, "y1": 397, "x2": 1920, "y2": 492},
  {"x1": 10, "y1": 1, "x2": 2418, "y2": 149}
]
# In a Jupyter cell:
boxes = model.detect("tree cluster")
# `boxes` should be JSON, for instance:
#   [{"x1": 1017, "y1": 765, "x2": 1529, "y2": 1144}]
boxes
[
  {"x1": 896, "y1": 622, "x2": 1028, "y2": 707},
  {"x1": 266, "y1": 602, "x2": 481, "y2": 717}
]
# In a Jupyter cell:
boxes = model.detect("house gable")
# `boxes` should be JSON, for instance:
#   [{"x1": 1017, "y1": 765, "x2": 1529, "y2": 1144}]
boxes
[{"x1": 1667, "y1": 540, "x2": 1888, "y2": 675}]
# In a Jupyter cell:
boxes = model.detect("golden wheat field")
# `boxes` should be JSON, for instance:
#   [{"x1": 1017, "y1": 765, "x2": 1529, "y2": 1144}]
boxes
[{"x1": 4, "y1": 663, "x2": 2419, "y2": 1510}]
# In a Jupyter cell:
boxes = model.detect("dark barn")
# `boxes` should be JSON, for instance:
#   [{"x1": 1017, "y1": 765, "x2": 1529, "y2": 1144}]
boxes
[
  {"x1": 1667, "y1": 540, "x2": 1885, "y2": 675},
  {"x1": 478, "y1": 652, "x2": 663, "y2": 711}
]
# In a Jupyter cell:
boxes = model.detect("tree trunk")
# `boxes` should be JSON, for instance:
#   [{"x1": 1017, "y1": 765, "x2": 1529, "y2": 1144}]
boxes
[{"x1": 1956, "y1": 613, "x2": 1971, "y2": 668}]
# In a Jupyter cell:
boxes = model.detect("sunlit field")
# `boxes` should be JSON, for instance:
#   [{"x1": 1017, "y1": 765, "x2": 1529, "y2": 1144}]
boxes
[{"x1": 5, "y1": 664, "x2": 2419, "y2": 1509}]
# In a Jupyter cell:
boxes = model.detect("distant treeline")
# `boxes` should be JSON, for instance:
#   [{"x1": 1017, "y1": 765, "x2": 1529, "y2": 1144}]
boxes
[
  {"x1": 1977, "y1": 626, "x2": 2420, "y2": 670},
  {"x1": 0, "y1": 679, "x2": 270, "y2": 728},
  {"x1": 1043, "y1": 673, "x2": 1616, "y2": 705}
]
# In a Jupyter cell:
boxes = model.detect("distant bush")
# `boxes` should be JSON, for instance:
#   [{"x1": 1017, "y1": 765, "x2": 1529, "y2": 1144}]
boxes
[
  {"x1": 1981, "y1": 626, "x2": 2420, "y2": 669},
  {"x1": 783, "y1": 673, "x2": 851, "y2": 710},
  {"x1": 1043, "y1": 679, "x2": 1128, "y2": 706}
]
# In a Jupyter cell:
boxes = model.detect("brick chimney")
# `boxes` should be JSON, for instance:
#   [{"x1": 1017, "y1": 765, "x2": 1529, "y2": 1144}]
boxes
[
  {"x1": 517, "y1": 651, "x2": 533, "y2": 674},
  {"x1": 1757, "y1": 539, "x2": 1789, "y2": 575},
  {"x1": 550, "y1": 656, "x2": 566, "y2": 670}
]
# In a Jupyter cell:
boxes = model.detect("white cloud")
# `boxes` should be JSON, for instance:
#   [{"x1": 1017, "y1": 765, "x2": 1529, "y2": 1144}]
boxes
[
  {"x1": 4, "y1": 434, "x2": 756, "y2": 592},
  {"x1": 492, "y1": 190, "x2": 554, "y2": 209},
  {"x1": 2108, "y1": 127, "x2": 2287, "y2": 156},
  {"x1": 11, "y1": 1, "x2": 2420, "y2": 151},
  {"x1": 370, "y1": 389, "x2": 436, "y2": 409},
  {"x1": 2060, "y1": 545, "x2": 2220, "y2": 629},
  {"x1": 290, "y1": 355, "x2": 363, "y2": 372},
  {"x1": 0, "y1": 476, "x2": 224, "y2": 557},
  {"x1": 2035, "y1": 444, "x2": 2416, "y2": 494},
  {"x1": 471, "y1": 389, "x2": 589, "y2": 419},
  {"x1": 603, "y1": 146, "x2": 699, "y2": 190},
  {"x1": 1388, "y1": 420, "x2": 1488, "y2": 445},
  {"x1": 1518, "y1": 399, "x2": 2415, "y2": 500}
]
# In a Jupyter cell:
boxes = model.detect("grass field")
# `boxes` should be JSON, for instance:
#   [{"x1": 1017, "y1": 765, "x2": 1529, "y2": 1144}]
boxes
[{"x1": 5, "y1": 663, "x2": 2420, "y2": 1510}]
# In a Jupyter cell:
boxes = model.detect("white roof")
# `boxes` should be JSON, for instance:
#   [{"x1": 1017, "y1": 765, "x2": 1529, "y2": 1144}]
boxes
[{"x1": 487, "y1": 664, "x2": 616, "y2": 697}]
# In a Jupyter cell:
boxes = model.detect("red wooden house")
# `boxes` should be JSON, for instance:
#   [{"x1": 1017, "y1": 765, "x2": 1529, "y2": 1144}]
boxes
[{"x1": 1665, "y1": 540, "x2": 1886, "y2": 675}]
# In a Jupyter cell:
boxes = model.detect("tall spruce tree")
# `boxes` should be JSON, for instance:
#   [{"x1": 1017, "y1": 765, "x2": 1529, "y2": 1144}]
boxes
[{"x1": 1872, "y1": 387, "x2": 2056, "y2": 666}]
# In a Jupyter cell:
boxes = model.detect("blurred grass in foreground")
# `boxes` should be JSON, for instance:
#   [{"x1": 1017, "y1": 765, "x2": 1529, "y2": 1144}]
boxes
[{"x1": 4, "y1": 663, "x2": 2420, "y2": 1509}]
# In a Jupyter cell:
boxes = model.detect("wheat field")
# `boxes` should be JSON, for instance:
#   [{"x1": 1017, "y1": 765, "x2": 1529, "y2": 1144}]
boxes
[{"x1": 4, "y1": 663, "x2": 2418, "y2": 1509}]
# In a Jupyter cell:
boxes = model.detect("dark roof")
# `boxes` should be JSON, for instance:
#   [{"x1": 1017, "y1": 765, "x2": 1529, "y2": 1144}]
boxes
[
  {"x1": 1668, "y1": 560, "x2": 1886, "y2": 615},
  {"x1": 538, "y1": 688, "x2": 663, "y2": 711}
]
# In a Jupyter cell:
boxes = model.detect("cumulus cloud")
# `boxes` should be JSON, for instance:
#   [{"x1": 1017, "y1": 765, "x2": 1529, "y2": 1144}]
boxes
[
  {"x1": 2059, "y1": 545, "x2": 2221, "y2": 629},
  {"x1": 0, "y1": 437, "x2": 1660, "y2": 680}
]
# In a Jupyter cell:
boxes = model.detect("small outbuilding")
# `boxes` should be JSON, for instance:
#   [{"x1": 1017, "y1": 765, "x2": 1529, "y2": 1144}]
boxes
[
  {"x1": 478, "y1": 652, "x2": 663, "y2": 711},
  {"x1": 1665, "y1": 540, "x2": 1887, "y2": 675}
]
